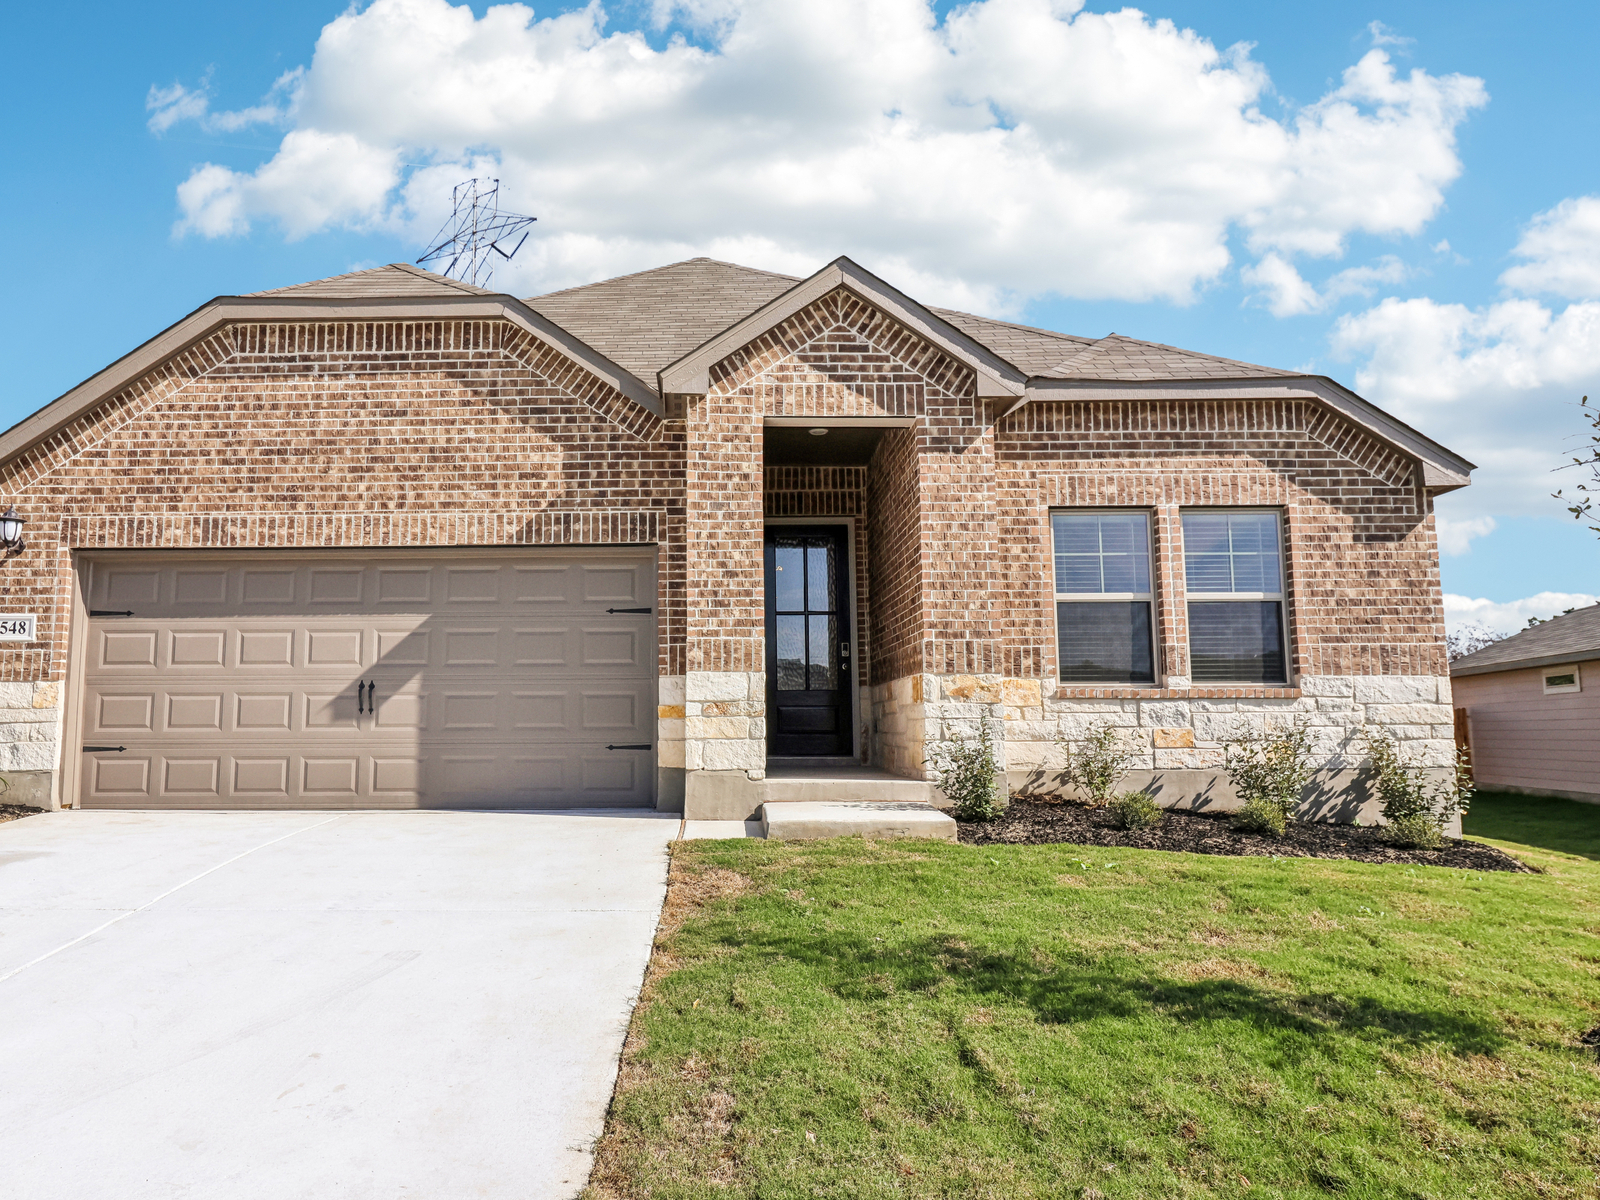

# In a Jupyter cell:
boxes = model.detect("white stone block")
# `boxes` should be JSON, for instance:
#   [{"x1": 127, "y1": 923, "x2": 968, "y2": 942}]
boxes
[
  {"x1": 683, "y1": 740, "x2": 703, "y2": 771},
  {"x1": 1436, "y1": 677, "x2": 1454, "y2": 705},
  {"x1": 1353, "y1": 676, "x2": 1439, "y2": 705},
  {"x1": 1191, "y1": 698, "x2": 1241, "y2": 713},
  {"x1": 0, "y1": 683, "x2": 33, "y2": 709},
  {"x1": 1298, "y1": 675, "x2": 1355, "y2": 698},
  {"x1": 686, "y1": 716, "x2": 751, "y2": 740},
  {"x1": 1154, "y1": 747, "x2": 1226, "y2": 770},
  {"x1": 1365, "y1": 703, "x2": 1453, "y2": 727},
  {"x1": 6, "y1": 741, "x2": 58, "y2": 771},
  {"x1": 703, "y1": 739, "x2": 765, "y2": 771},
  {"x1": 657, "y1": 717, "x2": 685, "y2": 740},
  {"x1": 686, "y1": 671, "x2": 749, "y2": 702},
  {"x1": 1138, "y1": 701, "x2": 1192, "y2": 727},
  {"x1": 749, "y1": 718, "x2": 767, "y2": 739},
  {"x1": 1056, "y1": 711, "x2": 1138, "y2": 738},
  {"x1": 658, "y1": 740, "x2": 686, "y2": 768},
  {"x1": 658, "y1": 675, "x2": 686, "y2": 706}
]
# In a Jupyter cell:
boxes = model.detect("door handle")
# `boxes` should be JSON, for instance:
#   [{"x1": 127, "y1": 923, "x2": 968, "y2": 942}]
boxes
[
  {"x1": 358, "y1": 680, "x2": 373, "y2": 715},
  {"x1": 83, "y1": 745, "x2": 126, "y2": 753}
]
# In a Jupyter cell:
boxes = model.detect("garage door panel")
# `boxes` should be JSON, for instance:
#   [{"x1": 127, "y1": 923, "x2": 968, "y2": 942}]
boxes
[{"x1": 79, "y1": 551, "x2": 656, "y2": 809}]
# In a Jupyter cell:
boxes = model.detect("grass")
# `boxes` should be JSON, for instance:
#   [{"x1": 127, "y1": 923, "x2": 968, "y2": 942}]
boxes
[{"x1": 585, "y1": 791, "x2": 1600, "y2": 1199}]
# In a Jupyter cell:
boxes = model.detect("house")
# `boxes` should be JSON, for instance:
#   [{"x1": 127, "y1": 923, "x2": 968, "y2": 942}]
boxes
[
  {"x1": 0, "y1": 256, "x2": 1473, "y2": 819},
  {"x1": 1451, "y1": 604, "x2": 1600, "y2": 805}
]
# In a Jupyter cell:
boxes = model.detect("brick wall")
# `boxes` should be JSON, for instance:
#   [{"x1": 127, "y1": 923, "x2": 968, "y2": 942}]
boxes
[{"x1": 0, "y1": 318, "x2": 687, "y2": 803}]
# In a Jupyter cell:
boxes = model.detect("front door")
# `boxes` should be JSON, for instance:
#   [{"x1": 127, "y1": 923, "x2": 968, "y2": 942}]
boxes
[{"x1": 764, "y1": 526, "x2": 852, "y2": 757}]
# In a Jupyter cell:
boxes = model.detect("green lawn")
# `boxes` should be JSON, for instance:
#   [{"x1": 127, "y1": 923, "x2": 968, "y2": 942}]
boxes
[{"x1": 586, "y1": 792, "x2": 1600, "y2": 1199}]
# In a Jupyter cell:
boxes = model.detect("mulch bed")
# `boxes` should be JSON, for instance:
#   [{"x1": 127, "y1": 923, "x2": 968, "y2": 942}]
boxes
[
  {"x1": 0, "y1": 804, "x2": 42, "y2": 825},
  {"x1": 957, "y1": 797, "x2": 1533, "y2": 873}
]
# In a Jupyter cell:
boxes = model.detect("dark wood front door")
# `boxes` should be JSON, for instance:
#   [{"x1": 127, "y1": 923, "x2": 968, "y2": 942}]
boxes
[{"x1": 764, "y1": 526, "x2": 852, "y2": 757}]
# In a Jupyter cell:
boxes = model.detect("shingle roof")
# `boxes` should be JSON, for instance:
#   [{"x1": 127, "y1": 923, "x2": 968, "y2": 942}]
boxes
[
  {"x1": 524, "y1": 258, "x2": 1293, "y2": 385},
  {"x1": 249, "y1": 262, "x2": 495, "y2": 299},
  {"x1": 1035, "y1": 334, "x2": 1298, "y2": 382},
  {"x1": 525, "y1": 258, "x2": 799, "y2": 384},
  {"x1": 1450, "y1": 604, "x2": 1600, "y2": 676},
  {"x1": 931, "y1": 309, "x2": 1096, "y2": 376}
]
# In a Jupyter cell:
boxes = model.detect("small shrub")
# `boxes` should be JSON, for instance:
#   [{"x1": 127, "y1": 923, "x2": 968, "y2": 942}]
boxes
[
  {"x1": 1364, "y1": 729, "x2": 1472, "y2": 846},
  {"x1": 1232, "y1": 796, "x2": 1289, "y2": 836},
  {"x1": 1056, "y1": 721, "x2": 1138, "y2": 807},
  {"x1": 1383, "y1": 812, "x2": 1444, "y2": 850},
  {"x1": 1224, "y1": 725, "x2": 1315, "y2": 837},
  {"x1": 1107, "y1": 790, "x2": 1163, "y2": 831},
  {"x1": 928, "y1": 721, "x2": 1005, "y2": 822}
]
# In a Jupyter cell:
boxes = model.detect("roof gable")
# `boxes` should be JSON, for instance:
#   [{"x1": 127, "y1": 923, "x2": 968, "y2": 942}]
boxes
[{"x1": 658, "y1": 257, "x2": 1028, "y2": 399}]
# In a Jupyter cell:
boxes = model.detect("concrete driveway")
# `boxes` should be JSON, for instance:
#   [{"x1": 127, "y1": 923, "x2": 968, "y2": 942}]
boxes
[{"x1": 0, "y1": 809, "x2": 678, "y2": 1199}]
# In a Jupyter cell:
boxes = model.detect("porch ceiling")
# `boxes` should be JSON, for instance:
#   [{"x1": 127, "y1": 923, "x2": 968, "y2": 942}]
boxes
[{"x1": 763, "y1": 423, "x2": 888, "y2": 466}]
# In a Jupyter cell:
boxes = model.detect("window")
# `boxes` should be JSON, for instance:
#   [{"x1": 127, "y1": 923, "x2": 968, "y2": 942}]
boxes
[
  {"x1": 1052, "y1": 511, "x2": 1155, "y2": 683},
  {"x1": 1543, "y1": 667, "x2": 1581, "y2": 694},
  {"x1": 1182, "y1": 511, "x2": 1287, "y2": 684}
]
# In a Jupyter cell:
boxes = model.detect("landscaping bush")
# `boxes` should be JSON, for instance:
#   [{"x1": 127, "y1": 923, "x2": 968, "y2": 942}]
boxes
[
  {"x1": 928, "y1": 721, "x2": 1004, "y2": 822},
  {"x1": 1055, "y1": 721, "x2": 1138, "y2": 807},
  {"x1": 1232, "y1": 795, "x2": 1289, "y2": 836},
  {"x1": 1224, "y1": 724, "x2": 1315, "y2": 837},
  {"x1": 1365, "y1": 729, "x2": 1473, "y2": 848},
  {"x1": 1107, "y1": 789, "x2": 1163, "y2": 830}
]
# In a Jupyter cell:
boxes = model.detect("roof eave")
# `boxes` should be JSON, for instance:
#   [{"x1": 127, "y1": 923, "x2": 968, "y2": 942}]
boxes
[
  {"x1": 657, "y1": 257, "x2": 1028, "y2": 399},
  {"x1": 1020, "y1": 374, "x2": 1474, "y2": 492},
  {"x1": 0, "y1": 292, "x2": 660, "y2": 469},
  {"x1": 1451, "y1": 648, "x2": 1600, "y2": 678}
]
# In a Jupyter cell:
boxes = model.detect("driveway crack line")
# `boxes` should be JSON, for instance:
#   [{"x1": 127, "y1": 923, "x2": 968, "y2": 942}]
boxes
[{"x1": 0, "y1": 814, "x2": 346, "y2": 986}]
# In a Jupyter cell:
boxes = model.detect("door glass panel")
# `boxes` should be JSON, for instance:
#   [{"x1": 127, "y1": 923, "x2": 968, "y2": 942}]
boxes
[
  {"x1": 808, "y1": 614, "x2": 837, "y2": 690},
  {"x1": 774, "y1": 545, "x2": 805, "y2": 611},
  {"x1": 775, "y1": 615, "x2": 807, "y2": 690},
  {"x1": 806, "y1": 544, "x2": 833, "y2": 612}
]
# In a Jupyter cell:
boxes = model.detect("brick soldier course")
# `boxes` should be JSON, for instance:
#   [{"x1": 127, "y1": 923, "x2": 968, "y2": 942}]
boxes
[{"x1": 0, "y1": 256, "x2": 1473, "y2": 818}]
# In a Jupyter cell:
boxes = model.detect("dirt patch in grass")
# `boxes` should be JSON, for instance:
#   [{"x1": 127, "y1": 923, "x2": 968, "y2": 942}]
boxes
[
  {"x1": 959, "y1": 797, "x2": 1532, "y2": 872},
  {"x1": 0, "y1": 805, "x2": 41, "y2": 825}
]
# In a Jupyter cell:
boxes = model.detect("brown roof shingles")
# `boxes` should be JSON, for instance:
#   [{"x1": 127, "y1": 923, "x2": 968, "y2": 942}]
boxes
[
  {"x1": 249, "y1": 262, "x2": 496, "y2": 299},
  {"x1": 1451, "y1": 604, "x2": 1600, "y2": 676}
]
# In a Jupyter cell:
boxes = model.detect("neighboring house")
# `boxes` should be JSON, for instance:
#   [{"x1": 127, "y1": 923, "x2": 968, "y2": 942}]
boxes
[
  {"x1": 0, "y1": 256, "x2": 1473, "y2": 819},
  {"x1": 1451, "y1": 605, "x2": 1600, "y2": 805}
]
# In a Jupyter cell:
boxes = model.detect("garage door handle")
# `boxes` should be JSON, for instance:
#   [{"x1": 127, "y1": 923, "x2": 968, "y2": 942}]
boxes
[
  {"x1": 83, "y1": 745, "x2": 126, "y2": 753},
  {"x1": 605, "y1": 744, "x2": 651, "y2": 751},
  {"x1": 606, "y1": 607, "x2": 651, "y2": 614},
  {"x1": 358, "y1": 680, "x2": 371, "y2": 714},
  {"x1": 89, "y1": 610, "x2": 134, "y2": 617}
]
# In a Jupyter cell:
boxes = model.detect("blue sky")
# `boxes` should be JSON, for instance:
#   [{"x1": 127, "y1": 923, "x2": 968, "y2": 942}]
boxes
[{"x1": 2, "y1": 0, "x2": 1596, "y2": 628}]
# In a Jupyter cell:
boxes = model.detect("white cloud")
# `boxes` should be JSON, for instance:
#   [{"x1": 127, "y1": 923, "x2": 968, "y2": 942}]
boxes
[
  {"x1": 1499, "y1": 195, "x2": 1600, "y2": 300},
  {"x1": 1243, "y1": 252, "x2": 1406, "y2": 316},
  {"x1": 1436, "y1": 515, "x2": 1496, "y2": 556},
  {"x1": 1443, "y1": 591, "x2": 1597, "y2": 636},
  {"x1": 146, "y1": 69, "x2": 300, "y2": 137},
  {"x1": 1331, "y1": 287, "x2": 1600, "y2": 520},
  {"x1": 156, "y1": 0, "x2": 1486, "y2": 306},
  {"x1": 1366, "y1": 20, "x2": 1413, "y2": 49}
]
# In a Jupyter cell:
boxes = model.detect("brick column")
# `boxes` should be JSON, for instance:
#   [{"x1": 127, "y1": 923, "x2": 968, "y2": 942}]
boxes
[{"x1": 1152, "y1": 503, "x2": 1189, "y2": 686}]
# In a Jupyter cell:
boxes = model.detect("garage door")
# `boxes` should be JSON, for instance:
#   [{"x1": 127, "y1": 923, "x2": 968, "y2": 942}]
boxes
[{"x1": 75, "y1": 550, "x2": 657, "y2": 809}]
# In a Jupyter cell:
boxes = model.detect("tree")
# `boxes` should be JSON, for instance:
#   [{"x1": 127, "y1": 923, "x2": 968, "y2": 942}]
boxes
[
  {"x1": 1554, "y1": 394, "x2": 1600, "y2": 535},
  {"x1": 1446, "y1": 622, "x2": 1505, "y2": 661}
]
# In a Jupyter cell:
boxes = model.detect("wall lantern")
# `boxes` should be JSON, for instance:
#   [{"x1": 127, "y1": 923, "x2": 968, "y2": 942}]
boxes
[{"x1": 0, "y1": 506, "x2": 26, "y2": 556}]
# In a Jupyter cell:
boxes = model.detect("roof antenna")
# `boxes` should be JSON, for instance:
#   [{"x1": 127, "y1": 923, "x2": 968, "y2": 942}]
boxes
[{"x1": 416, "y1": 178, "x2": 536, "y2": 289}]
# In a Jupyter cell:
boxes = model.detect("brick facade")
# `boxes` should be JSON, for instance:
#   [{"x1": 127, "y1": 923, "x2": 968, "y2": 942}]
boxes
[{"x1": 0, "y1": 270, "x2": 1459, "y2": 818}]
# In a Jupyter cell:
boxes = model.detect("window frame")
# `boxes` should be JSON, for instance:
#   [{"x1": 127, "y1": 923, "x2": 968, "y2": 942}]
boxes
[
  {"x1": 1180, "y1": 506, "x2": 1291, "y2": 686},
  {"x1": 1543, "y1": 666, "x2": 1581, "y2": 695},
  {"x1": 1049, "y1": 507, "x2": 1158, "y2": 685}
]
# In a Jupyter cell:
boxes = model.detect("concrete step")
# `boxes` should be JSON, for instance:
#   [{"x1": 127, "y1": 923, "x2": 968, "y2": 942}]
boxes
[
  {"x1": 762, "y1": 775, "x2": 933, "y2": 804},
  {"x1": 760, "y1": 801, "x2": 958, "y2": 842}
]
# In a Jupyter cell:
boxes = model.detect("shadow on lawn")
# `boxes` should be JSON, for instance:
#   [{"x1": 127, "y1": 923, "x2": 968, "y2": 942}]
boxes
[
  {"x1": 1464, "y1": 790, "x2": 1600, "y2": 861},
  {"x1": 723, "y1": 927, "x2": 1507, "y2": 1058}
]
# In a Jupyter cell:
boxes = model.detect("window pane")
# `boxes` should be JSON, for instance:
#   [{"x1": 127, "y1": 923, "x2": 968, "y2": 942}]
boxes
[
  {"x1": 776, "y1": 614, "x2": 807, "y2": 690},
  {"x1": 1056, "y1": 602, "x2": 1155, "y2": 684},
  {"x1": 808, "y1": 614, "x2": 838, "y2": 690},
  {"x1": 806, "y1": 542, "x2": 834, "y2": 613},
  {"x1": 1188, "y1": 601, "x2": 1285, "y2": 683},
  {"x1": 1052, "y1": 512, "x2": 1150, "y2": 595},
  {"x1": 1182, "y1": 512, "x2": 1282, "y2": 594},
  {"x1": 774, "y1": 544, "x2": 804, "y2": 611}
]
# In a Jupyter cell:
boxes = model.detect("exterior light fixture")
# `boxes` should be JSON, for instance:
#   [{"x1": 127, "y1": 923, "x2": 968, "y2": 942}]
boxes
[
  {"x1": 0, "y1": 507, "x2": 24, "y2": 556},
  {"x1": 808, "y1": 427, "x2": 829, "y2": 436}
]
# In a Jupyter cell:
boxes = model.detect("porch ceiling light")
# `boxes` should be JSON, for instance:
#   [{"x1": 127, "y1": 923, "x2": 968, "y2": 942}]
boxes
[
  {"x1": 0, "y1": 506, "x2": 25, "y2": 554},
  {"x1": 808, "y1": 427, "x2": 829, "y2": 436}
]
